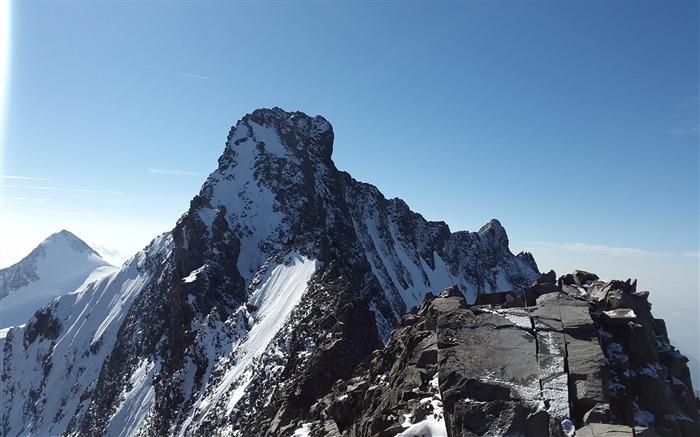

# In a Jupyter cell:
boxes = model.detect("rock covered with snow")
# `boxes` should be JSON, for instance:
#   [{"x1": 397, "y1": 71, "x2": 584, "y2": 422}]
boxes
[
  {"x1": 1, "y1": 107, "x2": 539, "y2": 436},
  {"x1": 0, "y1": 230, "x2": 115, "y2": 329}
]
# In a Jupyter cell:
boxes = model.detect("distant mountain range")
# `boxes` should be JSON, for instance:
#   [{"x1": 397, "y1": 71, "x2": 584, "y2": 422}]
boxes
[
  {"x1": 1, "y1": 108, "x2": 697, "y2": 436},
  {"x1": 0, "y1": 230, "x2": 116, "y2": 330}
]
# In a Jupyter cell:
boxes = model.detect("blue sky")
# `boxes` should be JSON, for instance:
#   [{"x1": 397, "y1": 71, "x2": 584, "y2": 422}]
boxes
[{"x1": 1, "y1": 1, "x2": 698, "y2": 379}]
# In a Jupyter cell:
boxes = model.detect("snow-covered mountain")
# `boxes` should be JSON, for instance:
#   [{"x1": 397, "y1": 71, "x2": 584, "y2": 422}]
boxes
[
  {"x1": 0, "y1": 230, "x2": 115, "y2": 330},
  {"x1": 1, "y1": 108, "x2": 539, "y2": 436},
  {"x1": 3, "y1": 108, "x2": 698, "y2": 436}
]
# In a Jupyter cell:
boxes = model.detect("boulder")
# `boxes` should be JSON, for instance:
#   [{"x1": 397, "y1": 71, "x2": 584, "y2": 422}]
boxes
[
  {"x1": 573, "y1": 270, "x2": 600, "y2": 286},
  {"x1": 558, "y1": 270, "x2": 600, "y2": 288},
  {"x1": 576, "y1": 423, "x2": 635, "y2": 436},
  {"x1": 473, "y1": 289, "x2": 524, "y2": 307},
  {"x1": 566, "y1": 335, "x2": 609, "y2": 423}
]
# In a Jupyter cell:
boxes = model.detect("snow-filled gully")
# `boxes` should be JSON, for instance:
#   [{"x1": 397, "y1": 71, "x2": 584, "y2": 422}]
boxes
[{"x1": 178, "y1": 253, "x2": 319, "y2": 435}]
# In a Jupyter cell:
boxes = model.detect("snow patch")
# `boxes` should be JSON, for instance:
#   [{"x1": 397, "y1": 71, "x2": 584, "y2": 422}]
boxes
[
  {"x1": 396, "y1": 372, "x2": 447, "y2": 437},
  {"x1": 396, "y1": 412, "x2": 447, "y2": 437},
  {"x1": 248, "y1": 121, "x2": 289, "y2": 158},
  {"x1": 226, "y1": 254, "x2": 318, "y2": 411},
  {"x1": 603, "y1": 308, "x2": 637, "y2": 319},
  {"x1": 182, "y1": 265, "x2": 207, "y2": 283},
  {"x1": 496, "y1": 308, "x2": 532, "y2": 330},
  {"x1": 291, "y1": 422, "x2": 312, "y2": 437},
  {"x1": 482, "y1": 371, "x2": 541, "y2": 410}
]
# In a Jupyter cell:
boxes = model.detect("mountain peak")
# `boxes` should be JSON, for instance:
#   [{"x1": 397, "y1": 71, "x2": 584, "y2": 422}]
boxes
[
  {"x1": 46, "y1": 229, "x2": 100, "y2": 257},
  {"x1": 478, "y1": 218, "x2": 503, "y2": 233},
  {"x1": 478, "y1": 218, "x2": 509, "y2": 246},
  {"x1": 225, "y1": 107, "x2": 334, "y2": 163},
  {"x1": 1, "y1": 109, "x2": 546, "y2": 436},
  {"x1": 0, "y1": 230, "x2": 114, "y2": 328}
]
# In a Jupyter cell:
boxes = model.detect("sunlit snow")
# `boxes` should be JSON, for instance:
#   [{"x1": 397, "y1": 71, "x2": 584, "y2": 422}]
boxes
[
  {"x1": 0, "y1": 231, "x2": 116, "y2": 328},
  {"x1": 178, "y1": 253, "x2": 319, "y2": 433}
]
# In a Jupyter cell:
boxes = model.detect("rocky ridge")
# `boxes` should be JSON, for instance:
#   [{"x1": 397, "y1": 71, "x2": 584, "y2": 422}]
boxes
[
  {"x1": 302, "y1": 271, "x2": 699, "y2": 437},
  {"x1": 1, "y1": 108, "x2": 539, "y2": 436}
]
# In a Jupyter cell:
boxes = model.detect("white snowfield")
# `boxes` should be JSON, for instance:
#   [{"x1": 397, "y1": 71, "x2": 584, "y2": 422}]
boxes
[{"x1": 0, "y1": 230, "x2": 116, "y2": 329}]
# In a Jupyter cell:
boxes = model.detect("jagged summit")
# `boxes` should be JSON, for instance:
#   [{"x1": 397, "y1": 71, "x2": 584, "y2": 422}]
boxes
[
  {"x1": 235, "y1": 107, "x2": 333, "y2": 158},
  {"x1": 478, "y1": 217, "x2": 510, "y2": 245},
  {"x1": 2, "y1": 108, "x2": 541, "y2": 436},
  {"x1": 220, "y1": 107, "x2": 334, "y2": 174},
  {"x1": 478, "y1": 217, "x2": 503, "y2": 234}
]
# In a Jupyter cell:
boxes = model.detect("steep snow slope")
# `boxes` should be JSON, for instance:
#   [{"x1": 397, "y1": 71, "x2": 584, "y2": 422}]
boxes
[
  {"x1": 0, "y1": 230, "x2": 116, "y2": 329},
  {"x1": 1, "y1": 232, "x2": 170, "y2": 436},
  {"x1": 176, "y1": 253, "x2": 319, "y2": 435},
  {"x1": 1, "y1": 108, "x2": 540, "y2": 436}
]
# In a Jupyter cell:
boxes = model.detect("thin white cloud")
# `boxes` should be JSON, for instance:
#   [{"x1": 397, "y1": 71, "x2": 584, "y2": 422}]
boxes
[
  {"x1": 91, "y1": 243, "x2": 132, "y2": 266},
  {"x1": 679, "y1": 251, "x2": 700, "y2": 259},
  {"x1": 57, "y1": 211, "x2": 104, "y2": 217},
  {"x1": 177, "y1": 72, "x2": 213, "y2": 80},
  {"x1": 7, "y1": 204, "x2": 105, "y2": 216},
  {"x1": 148, "y1": 168, "x2": 203, "y2": 176},
  {"x1": 676, "y1": 95, "x2": 699, "y2": 109},
  {"x1": 0, "y1": 174, "x2": 49, "y2": 181},
  {"x1": 524, "y1": 241, "x2": 700, "y2": 259},
  {"x1": 524, "y1": 241, "x2": 655, "y2": 257},
  {"x1": 670, "y1": 95, "x2": 699, "y2": 135},
  {"x1": 670, "y1": 126, "x2": 699, "y2": 135},
  {"x1": 5, "y1": 196, "x2": 49, "y2": 202},
  {"x1": 3, "y1": 184, "x2": 123, "y2": 194}
]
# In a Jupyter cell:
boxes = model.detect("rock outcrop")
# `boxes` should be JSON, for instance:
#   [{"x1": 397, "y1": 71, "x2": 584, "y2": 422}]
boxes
[{"x1": 300, "y1": 272, "x2": 698, "y2": 436}]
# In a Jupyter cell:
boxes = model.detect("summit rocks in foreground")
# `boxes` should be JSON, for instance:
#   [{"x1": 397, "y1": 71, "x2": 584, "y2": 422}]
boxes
[
  {"x1": 309, "y1": 271, "x2": 698, "y2": 437},
  {"x1": 1, "y1": 108, "x2": 539, "y2": 436}
]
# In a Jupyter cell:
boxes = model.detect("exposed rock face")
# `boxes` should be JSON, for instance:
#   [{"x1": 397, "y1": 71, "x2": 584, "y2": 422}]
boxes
[
  {"x1": 1, "y1": 108, "x2": 539, "y2": 436},
  {"x1": 306, "y1": 272, "x2": 698, "y2": 437}
]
